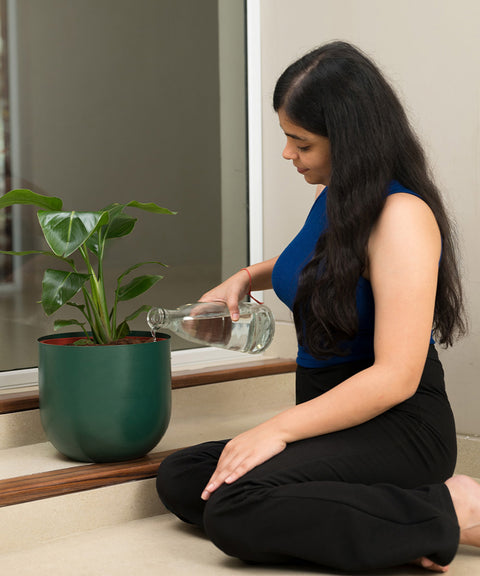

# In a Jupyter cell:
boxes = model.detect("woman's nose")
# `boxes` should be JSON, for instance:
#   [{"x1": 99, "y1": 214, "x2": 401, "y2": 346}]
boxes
[{"x1": 282, "y1": 143, "x2": 297, "y2": 160}]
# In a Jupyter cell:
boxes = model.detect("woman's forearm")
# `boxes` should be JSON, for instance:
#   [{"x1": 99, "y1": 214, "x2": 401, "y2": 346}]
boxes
[
  {"x1": 200, "y1": 362, "x2": 420, "y2": 500},
  {"x1": 199, "y1": 256, "x2": 279, "y2": 318},
  {"x1": 242, "y1": 256, "x2": 278, "y2": 291},
  {"x1": 265, "y1": 362, "x2": 421, "y2": 443}
]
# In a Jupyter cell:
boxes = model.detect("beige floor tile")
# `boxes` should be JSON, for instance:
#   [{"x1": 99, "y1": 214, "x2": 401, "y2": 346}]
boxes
[{"x1": 1, "y1": 513, "x2": 480, "y2": 576}]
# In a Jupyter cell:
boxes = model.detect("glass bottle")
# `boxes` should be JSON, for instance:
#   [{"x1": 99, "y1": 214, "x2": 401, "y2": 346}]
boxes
[{"x1": 147, "y1": 301, "x2": 275, "y2": 354}]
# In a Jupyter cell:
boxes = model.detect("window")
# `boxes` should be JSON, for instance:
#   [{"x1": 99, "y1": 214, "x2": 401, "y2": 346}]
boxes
[{"x1": 0, "y1": 0, "x2": 253, "y2": 377}]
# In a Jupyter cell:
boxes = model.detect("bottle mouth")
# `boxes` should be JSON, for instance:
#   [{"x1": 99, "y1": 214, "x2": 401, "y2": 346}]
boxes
[{"x1": 147, "y1": 307, "x2": 166, "y2": 330}]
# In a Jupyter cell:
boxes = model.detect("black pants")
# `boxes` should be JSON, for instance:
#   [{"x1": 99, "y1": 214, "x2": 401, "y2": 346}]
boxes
[{"x1": 156, "y1": 345, "x2": 459, "y2": 571}]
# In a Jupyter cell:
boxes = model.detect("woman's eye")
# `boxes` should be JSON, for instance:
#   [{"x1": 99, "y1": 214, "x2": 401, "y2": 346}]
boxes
[{"x1": 297, "y1": 146, "x2": 310, "y2": 152}]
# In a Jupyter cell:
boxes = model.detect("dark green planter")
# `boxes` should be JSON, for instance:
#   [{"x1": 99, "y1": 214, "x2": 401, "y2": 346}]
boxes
[{"x1": 38, "y1": 331, "x2": 171, "y2": 463}]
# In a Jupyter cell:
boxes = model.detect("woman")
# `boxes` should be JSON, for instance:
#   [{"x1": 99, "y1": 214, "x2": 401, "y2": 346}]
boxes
[{"x1": 156, "y1": 41, "x2": 480, "y2": 573}]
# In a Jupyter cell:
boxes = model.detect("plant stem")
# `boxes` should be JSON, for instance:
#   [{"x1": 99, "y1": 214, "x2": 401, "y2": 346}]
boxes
[
  {"x1": 82, "y1": 288, "x2": 108, "y2": 342},
  {"x1": 79, "y1": 245, "x2": 112, "y2": 343},
  {"x1": 95, "y1": 229, "x2": 114, "y2": 337},
  {"x1": 63, "y1": 257, "x2": 98, "y2": 340}
]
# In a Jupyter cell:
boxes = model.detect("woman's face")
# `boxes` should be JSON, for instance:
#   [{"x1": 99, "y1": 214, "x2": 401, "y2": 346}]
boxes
[{"x1": 278, "y1": 108, "x2": 332, "y2": 186}]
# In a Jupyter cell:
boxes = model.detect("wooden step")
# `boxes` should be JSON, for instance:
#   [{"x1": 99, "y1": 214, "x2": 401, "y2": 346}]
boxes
[{"x1": 0, "y1": 448, "x2": 178, "y2": 507}]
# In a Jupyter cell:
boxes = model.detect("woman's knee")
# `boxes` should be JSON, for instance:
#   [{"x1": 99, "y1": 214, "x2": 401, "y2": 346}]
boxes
[
  {"x1": 203, "y1": 482, "x2": 272, "y2": 562},
  {"x1": 203, "y1": 488, "x2": 247, "y2": 558},
  {"x1": 156, "y1": 451, "x2": 186, "y2": 513},
  {"x1": 156, "y1": 442, "x2": 226, "y2": 526}
]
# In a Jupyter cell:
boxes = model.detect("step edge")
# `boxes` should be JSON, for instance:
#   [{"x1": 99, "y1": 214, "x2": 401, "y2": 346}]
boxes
[{"x1": 0, "y1": 448, "x2": 180, "y2": 508}]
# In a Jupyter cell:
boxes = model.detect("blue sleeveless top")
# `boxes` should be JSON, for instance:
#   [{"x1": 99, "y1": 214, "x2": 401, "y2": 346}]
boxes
[{"x1": 272, "y1": 181, "x2": 433, "y2": 368}]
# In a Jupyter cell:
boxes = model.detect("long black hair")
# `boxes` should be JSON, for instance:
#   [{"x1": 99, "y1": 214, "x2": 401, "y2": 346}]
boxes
[{"x1": 273, "y1": 41, "x2": 466, "y2": 358}]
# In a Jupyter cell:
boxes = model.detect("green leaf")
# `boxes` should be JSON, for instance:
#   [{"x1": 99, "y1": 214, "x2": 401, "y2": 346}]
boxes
[
  {"x1": 116, "y1": 274, "x2": 162, "y2": 301},
  {"x1": 0, "y1": 189, "x2": 62, "y2": 211},
  {"x1": 104, "y1": 212, "x2": 136, "y2": 239},
  {"x1": 85, "y1": 201, "x2": 174, "y2": 256},
  {"x1": 117, "y1": 260, "x2": 167, "y2": 285},
  {"x1": 38, "y1": 211, "x2": 109, "y2": 257},
  {"x1": 115, "y1": 321, "x2": 130, "y2": 339},
  {"x1": 0, "y1": 249, "x2": 75, "y2": 267},
  {"x1": 41, "y1": 269, "x2": 91, "y2": 315},
  {"x1": 73, "y1": 338, "x2": 95, "y2": 346},
  {"x1": 125, "y1": 201, "x2": 176, "y2": 215},
  {"x1": 101, "y1": 204, "x2": 135, "y2": 238},
  {"x1": 85, "y1": 232, "x2": 100, "y2": 256},
  {"x1": 0, "y1": 249, "x2": 53, "y2": 257},
  {"x1": 53, "y1": 318, "x2": 86, "y2": 331},
  {"x1": 86, "y1": 206, "x2": 137, "y2": 255},
  {"x1": 123, "y1": 304, "x2": 152, "y2": 323},
  {"x1": 66, "y1": 301, "x2": 86, "y2": 313}
]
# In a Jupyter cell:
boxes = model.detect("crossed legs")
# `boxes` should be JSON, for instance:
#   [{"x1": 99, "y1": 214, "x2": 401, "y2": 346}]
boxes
[{"x1": 157, "y1": 412, "x2": 461, "y2": 572}]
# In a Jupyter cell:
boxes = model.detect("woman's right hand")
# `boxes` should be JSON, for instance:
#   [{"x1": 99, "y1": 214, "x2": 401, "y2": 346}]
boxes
[{"x1": 199, "y1": 269, "x2": 251, "y2": 321}]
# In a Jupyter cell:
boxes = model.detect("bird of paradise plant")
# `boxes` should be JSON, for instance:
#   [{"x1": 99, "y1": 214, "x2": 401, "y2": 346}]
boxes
[{"x1": 0, "y1": 189, "x2": 175, "y2": 344}]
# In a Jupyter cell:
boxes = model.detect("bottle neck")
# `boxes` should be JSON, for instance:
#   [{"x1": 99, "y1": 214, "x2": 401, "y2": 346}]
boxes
[{"x1": 147, "y1": 307, "x2": 167, "y2": 330}]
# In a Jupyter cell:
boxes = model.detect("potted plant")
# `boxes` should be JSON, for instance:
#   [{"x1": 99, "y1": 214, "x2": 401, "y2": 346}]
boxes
[{"x1": 0, "y1": 189, "x2": 175, "y2": 463}]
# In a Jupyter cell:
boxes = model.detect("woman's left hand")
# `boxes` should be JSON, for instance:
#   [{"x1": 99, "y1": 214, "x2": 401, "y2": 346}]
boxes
[{"x1": 201, "y1": 424, "x2": 287, "y2": 501}]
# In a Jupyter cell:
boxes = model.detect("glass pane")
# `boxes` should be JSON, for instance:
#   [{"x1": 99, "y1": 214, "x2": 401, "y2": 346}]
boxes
[{"x1": 0, "y1": 0, "x2": 247, "y2": 371}]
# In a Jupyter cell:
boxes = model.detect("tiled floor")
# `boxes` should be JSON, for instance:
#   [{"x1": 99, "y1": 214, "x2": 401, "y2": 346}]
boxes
[{"x1": 1, "y1": 513, "x2": 480, "y2": 576}]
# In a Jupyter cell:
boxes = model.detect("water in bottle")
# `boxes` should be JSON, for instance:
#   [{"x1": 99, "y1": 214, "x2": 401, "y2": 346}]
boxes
[{"x1": 146, "y1": 301, "x2": 275, "y2": 354}]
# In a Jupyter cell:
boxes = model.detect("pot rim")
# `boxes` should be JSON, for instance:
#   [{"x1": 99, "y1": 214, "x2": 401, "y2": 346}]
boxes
[{"x1": 38, "y1": 330, "x2": 171, "y2": 346}]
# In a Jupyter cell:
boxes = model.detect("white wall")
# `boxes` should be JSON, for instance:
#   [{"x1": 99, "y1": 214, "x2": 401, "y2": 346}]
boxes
[{"x1": 259, "y1": 0, "x2": 480, "y2": 434}]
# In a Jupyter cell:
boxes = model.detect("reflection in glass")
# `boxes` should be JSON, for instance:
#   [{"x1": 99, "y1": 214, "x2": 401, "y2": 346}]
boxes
[{"x1": 0, "y1": 0, "x2": 247, "y2": 372}]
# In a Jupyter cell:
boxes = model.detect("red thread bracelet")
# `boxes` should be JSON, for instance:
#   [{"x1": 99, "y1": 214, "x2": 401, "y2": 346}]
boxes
[{"x1": 241, "y1": 268, "x2": 264, "y2": 305}]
